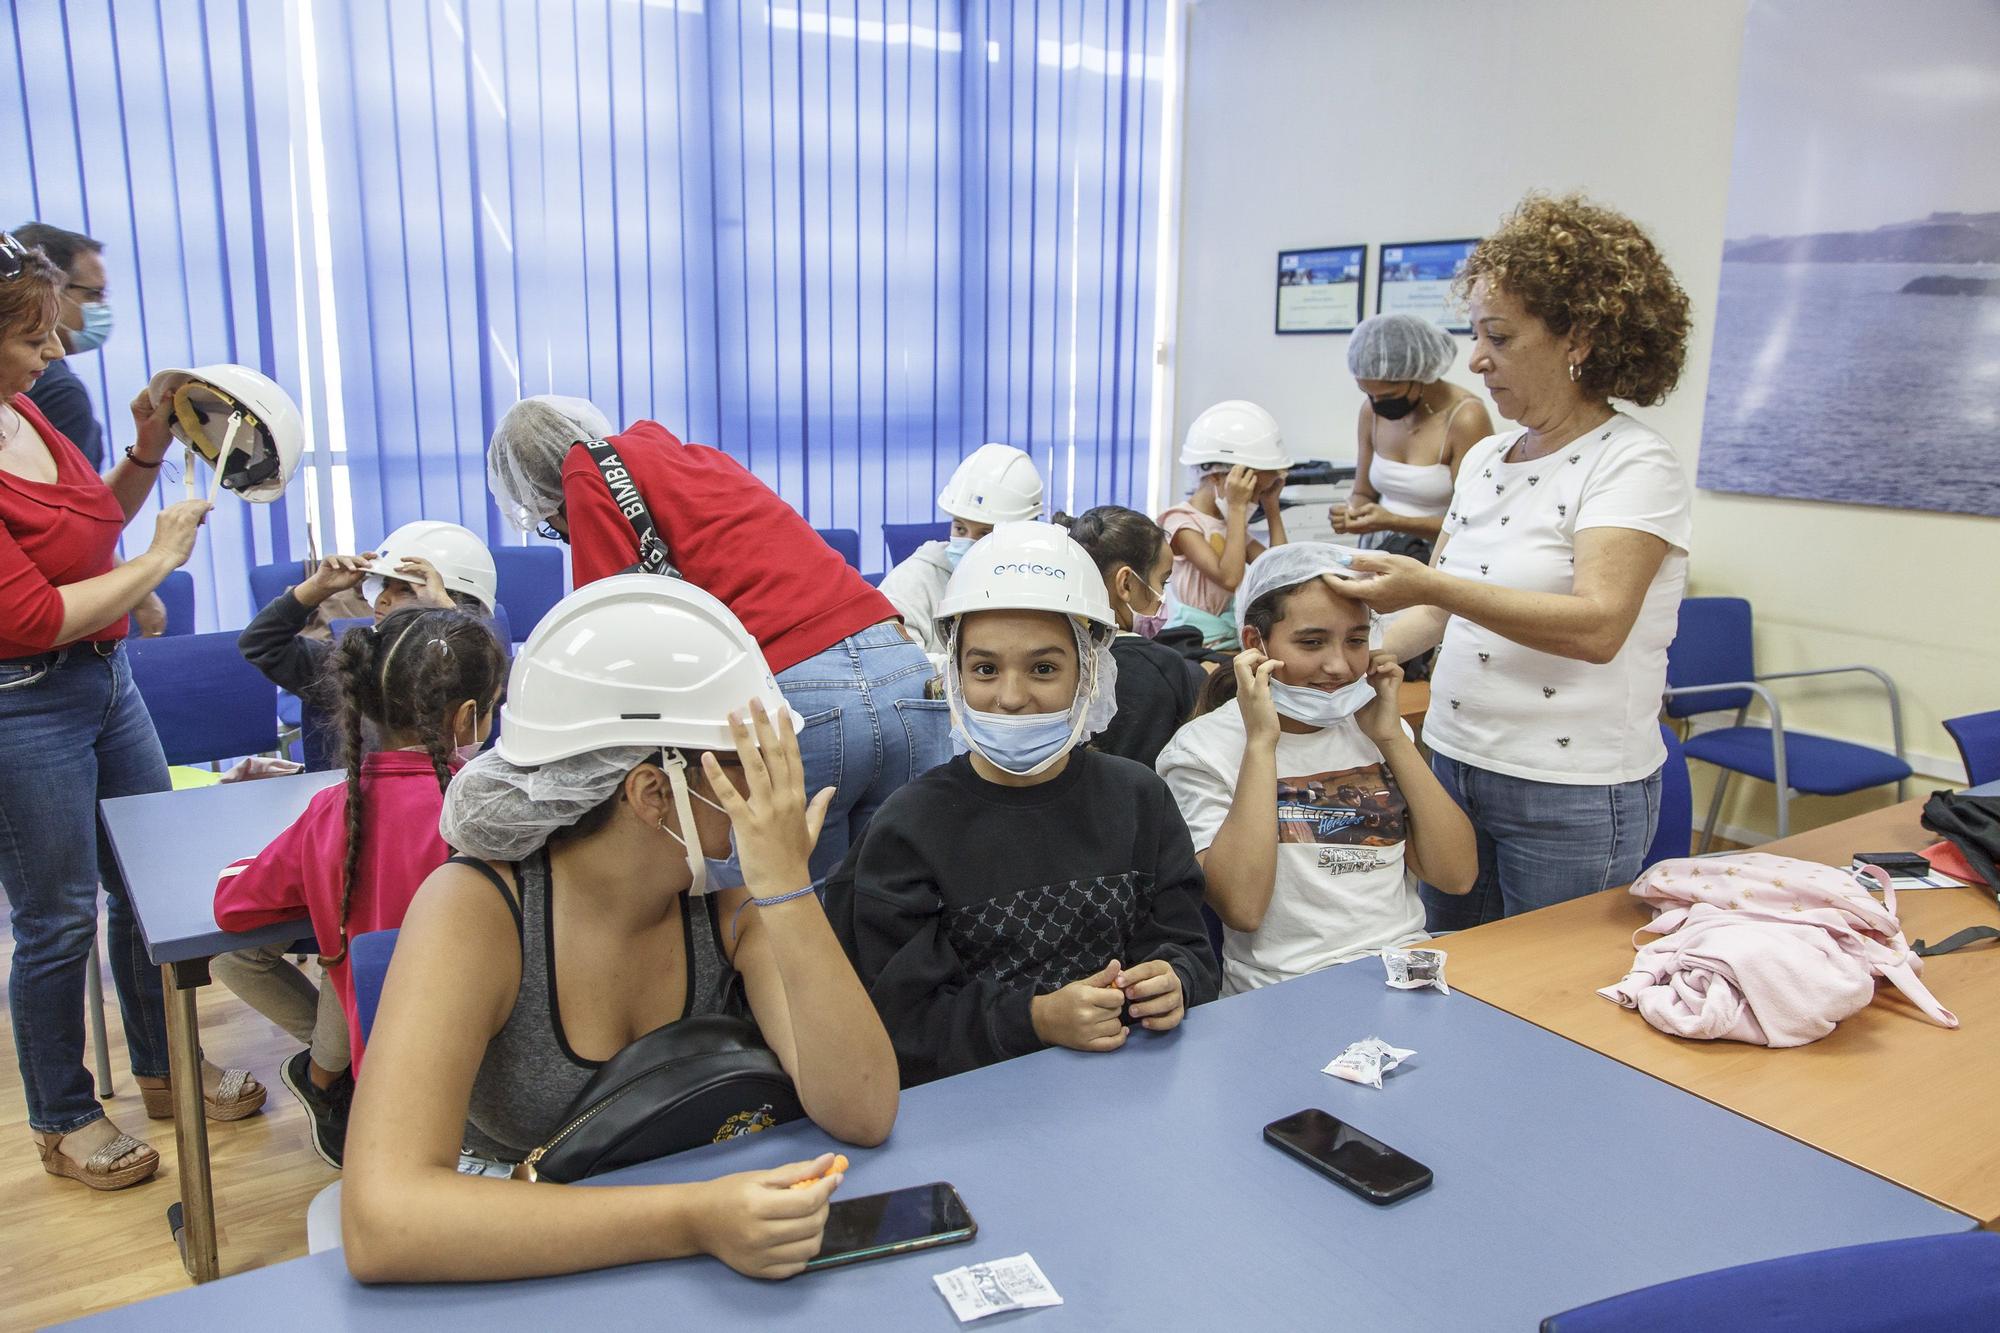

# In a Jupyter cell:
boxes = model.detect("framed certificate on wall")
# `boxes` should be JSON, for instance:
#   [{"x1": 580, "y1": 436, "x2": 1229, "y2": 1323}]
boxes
[
  {"x1": 1275, "y1": 244, "x2": 1366, "y2": 334},
  {"x1": 1376, "y1": 238, "x2": 1479, "y2": 332}
]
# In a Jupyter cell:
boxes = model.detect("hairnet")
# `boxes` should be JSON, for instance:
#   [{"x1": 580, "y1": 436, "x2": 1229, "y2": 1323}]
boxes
[
  {"x1": 1237, "y1": 542, "x2": 1380, "y2": 645},
  {"x1": 942, "y1": 615, "x2": 1119, "y2": 750},
  {"x1": 440, "y1": 743, "x2": 654, "y2": 861},
  {"x1": 1346, "y1": 313, "x2": 1459, "y2": 383},
  {"x1": 486, "y1": 395, "x2": 616, "y2": 531}
]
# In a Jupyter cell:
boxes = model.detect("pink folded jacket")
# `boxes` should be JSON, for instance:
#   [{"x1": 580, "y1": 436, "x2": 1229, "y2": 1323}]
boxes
[{"x1": 1598, "y1": 853, "x2": 1958, "y2": 1047}]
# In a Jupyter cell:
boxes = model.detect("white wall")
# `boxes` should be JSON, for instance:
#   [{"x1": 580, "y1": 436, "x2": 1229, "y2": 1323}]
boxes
[{"x1": 1171, "y1": 0, "x2": 2000, "y2": 837}]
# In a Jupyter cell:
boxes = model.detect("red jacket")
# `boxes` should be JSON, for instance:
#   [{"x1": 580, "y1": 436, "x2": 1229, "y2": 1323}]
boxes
[
  {"x1": 0, "y1": 392, "x2": 128, "y2": 657},
  {"x1": 562, "y1": 421, "x2": 894, "y2": 672},
  {"x1": 213, "y1": 752, "x2": 457, "y2": 1066}
]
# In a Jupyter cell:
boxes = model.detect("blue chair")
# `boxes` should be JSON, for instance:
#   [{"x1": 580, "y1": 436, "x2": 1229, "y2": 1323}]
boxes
[
  {"x1": 154, "y1": 569, "x2": 195, "y2": 636},
  {"x1": 125, "y1": 632, "x2": 280, "y2": 765},
  {"x1": 883, "y1": 521, "x2": 950, "y2": 569},
  {"x1": 1663, "y1": 597, "x2": 1909, "y2": 846},
  {"x1": 1641, "y1": 723, "x2": 1693, "y2": 870},
  {"x1": 1540, "y1": 1231, "x2": 2000, "y2": 1332},
  {"x1": 1943, "y1": 710, "x2": 2000, "y2": 789},
  {"x1": 248, "y1": 557, "x2": 305, "y2": 613},
  {"x1": 815, "y1": 527, "x2": 862, "y2": 571},
  {"x1": 350, "y1": 928, "x2": 399, "y2": 1045},
  {"x1": 491, "y1": 546, "x2": 566, "y2": 642}
]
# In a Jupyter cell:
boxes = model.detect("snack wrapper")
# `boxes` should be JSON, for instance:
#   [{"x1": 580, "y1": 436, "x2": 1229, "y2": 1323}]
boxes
[
  {"x1": 1382, "y1": 947, "x2": 1449, "y2": 995},
  {"x1": 1322, "y1": 1037, "x2": 1416, "y2": 1089}
]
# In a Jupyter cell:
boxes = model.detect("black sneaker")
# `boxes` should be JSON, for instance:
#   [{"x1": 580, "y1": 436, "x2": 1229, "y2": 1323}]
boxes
[{"x1": 280, "y1": 1049, "x2": 352, "y2": 1170}]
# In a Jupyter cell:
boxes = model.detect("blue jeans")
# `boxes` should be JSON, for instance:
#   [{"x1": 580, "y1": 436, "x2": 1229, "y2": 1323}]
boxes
[
  {"x1": 1420, "y1": 751, "x2": 1661, "y2": 933},
  {"x1": 0, "y1": 645, "x2": 174, "y2": 1132},
  {"x1": 777, "y1": 623, "x2": 950, "y2": 881}
]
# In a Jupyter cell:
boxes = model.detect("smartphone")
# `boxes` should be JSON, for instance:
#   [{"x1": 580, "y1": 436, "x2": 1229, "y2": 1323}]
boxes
[
  {"x1": 804, "y1": 1182, "x2": 977, "y2": 1272},
  {"x1": 1264, "y1": 1109, "x2": 1432, "y2": 1204},
  {"x1": 1854, "y1": 851, "x2": 1933, "y2": 879}
]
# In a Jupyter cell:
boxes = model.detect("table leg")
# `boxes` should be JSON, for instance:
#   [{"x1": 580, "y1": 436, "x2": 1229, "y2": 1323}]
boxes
[
  {"x1": 87, "y1": 940, "x2": 114, "y2": 1098},
  {"x1": 160, "y1": 961, "x2": 218, "y2": 1283}
]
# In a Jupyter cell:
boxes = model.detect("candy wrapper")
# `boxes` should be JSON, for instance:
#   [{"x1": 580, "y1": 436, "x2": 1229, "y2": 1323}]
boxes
[
  {"x1": 933, "y1": 1254, "x2": 1064, "y2": 1322},
  {"x1": 1382, "y1": 947, "x2": 1449, "y2": 995},
  {"x1": 1322, "y1": 1037, "x2": 1416, "y2": 1089}
]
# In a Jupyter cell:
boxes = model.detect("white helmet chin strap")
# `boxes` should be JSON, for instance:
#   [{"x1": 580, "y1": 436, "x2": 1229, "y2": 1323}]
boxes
[
  {"x1": 208, "y1": 410, "x2": 248, "y2": 503},
  {"x1": 660, "y1": 750, "x2": 708, "y2": 897}
]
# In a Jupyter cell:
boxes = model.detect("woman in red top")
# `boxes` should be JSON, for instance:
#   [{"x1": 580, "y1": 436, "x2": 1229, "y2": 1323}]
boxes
[
  {"x1": 486, "y1": 397, "x2": 950, "y2": 881},
  {"x1": 0, "y1": 234, "x2": 252, "y2": 1191}
]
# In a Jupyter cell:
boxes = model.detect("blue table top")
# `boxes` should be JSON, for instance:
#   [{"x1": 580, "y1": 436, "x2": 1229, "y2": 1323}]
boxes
[
  {"x1": 101, "y1": 770, "x2": 344, "y2": 966},
  {"x1": 66, "y1": 955, "x2": 1968, "y2": 1329},
  {"x1": 1965, "y1": 778, "x2": 2000, "y2": 797}
]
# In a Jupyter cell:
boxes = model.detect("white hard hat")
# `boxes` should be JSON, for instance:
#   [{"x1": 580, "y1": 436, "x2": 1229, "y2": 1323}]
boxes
[
  {"x1": 936, "y1": 443, "x2": 1044, "y2": 524},
  {"x1": 146, "y1": 364, "x2": 305, "y2": 503},
  {"x1": 1180, "y1": 399, "x2": 1290, "y2": 471},
  {"x1": 936, "y1": 521, "x2": 1116, "y2": 629},
  {"x1": 363, "y1": 521, "x2": 498, "y2": 612},
  {"x1": 497, "y1": 574, "x2": 804, "y2": 767}
]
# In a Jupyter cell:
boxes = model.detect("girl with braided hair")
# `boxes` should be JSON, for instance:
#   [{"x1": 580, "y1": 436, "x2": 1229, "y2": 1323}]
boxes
[{"x1": 212, "y1": 606, "x2": 505, "y2": 1167}]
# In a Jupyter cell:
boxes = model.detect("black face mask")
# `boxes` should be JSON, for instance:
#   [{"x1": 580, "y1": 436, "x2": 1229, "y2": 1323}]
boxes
[{"x1": 1369, "y1": 385, "x2": 1423, "y2": 421}]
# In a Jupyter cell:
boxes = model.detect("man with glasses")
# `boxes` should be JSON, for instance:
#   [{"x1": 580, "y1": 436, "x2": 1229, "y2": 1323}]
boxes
[{"x1": 12, "y1": 224, "x2": 164, "y2": 634}]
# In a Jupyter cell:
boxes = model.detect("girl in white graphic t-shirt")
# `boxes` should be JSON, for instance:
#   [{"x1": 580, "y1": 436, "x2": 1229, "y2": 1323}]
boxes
[{"x1": 1157, "y1": 546, "x2": 1475, "y2": 995}]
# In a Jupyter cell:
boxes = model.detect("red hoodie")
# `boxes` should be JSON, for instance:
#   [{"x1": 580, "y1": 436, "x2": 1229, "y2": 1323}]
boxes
[
  {"x1": 213, "y1": 751, "x2": 456, "y2": 1066},
  {"x1": 561, "y1": 421, "x2": 895, "y2": 673}
]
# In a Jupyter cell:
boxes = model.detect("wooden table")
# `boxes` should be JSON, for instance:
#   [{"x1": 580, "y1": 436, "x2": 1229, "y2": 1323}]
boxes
[
  {"x1": 1444, "y1": 797, "x2": 2000, "y2": 1225},
  {"x1": 1401, "y1": 679, "x2": 1429, "y2": 730}
]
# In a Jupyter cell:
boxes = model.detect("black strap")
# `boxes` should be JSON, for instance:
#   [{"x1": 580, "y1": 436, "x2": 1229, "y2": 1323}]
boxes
[
  {"x1": 583, "y1": 438, "x2": 680, "y2": 579},
  {"x1": 448, "y1": 855, "x2": 524, "y2": 938},
  {"x1": 1912, "y1": 925, "x2": 2000, "y2": 957}
]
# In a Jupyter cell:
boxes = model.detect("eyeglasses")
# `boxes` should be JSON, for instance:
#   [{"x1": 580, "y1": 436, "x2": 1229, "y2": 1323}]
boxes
[{"x1": 0, "y1": 233, "x2": 31, "y2": 282}]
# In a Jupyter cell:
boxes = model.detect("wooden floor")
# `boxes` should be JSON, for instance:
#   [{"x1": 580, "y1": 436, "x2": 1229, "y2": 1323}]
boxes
[{"x1": 0, "y1": 897, "x2": 335, "y2": 1331}]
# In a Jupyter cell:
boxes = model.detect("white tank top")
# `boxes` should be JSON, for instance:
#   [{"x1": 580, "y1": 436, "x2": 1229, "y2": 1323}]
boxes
[{"x1": 1367, "y1": 398, "x2": 1473, "y2": 519}]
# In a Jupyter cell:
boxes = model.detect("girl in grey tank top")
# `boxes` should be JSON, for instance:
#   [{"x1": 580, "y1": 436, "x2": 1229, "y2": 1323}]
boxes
[{"x1": 457, "y1": 847, "x2": 746, "y2": 1162}]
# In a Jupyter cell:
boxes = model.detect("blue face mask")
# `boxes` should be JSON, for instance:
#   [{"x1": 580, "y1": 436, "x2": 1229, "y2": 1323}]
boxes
[
  {"x1": 1268, "y1": 674, "x2": 1376, "y2": 728},
  {"x1": 945, "y1": 535, "x2": 975, "y2": 570},
  {"x1": 68, "y1": 301, "x2": 112, "y2": 353},
  {"x1": 958, "y1": 705, "x2": 1078, "y2": 776},
  {"x1": 705, "y1": 834, "x2": 745, "y2": 892}
]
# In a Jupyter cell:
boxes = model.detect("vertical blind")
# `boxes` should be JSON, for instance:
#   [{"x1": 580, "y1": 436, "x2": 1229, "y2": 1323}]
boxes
[{"x1": 5, "y1": 0, "x2": 1171, "y2": 628}]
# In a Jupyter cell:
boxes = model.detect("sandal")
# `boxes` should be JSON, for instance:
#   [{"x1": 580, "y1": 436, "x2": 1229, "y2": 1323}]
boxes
[
  {"x1": 36, "y1": 1128, "x2": 160, "y2": 1191},
  {"x1": 138, "y1": 1067, "x2": 267, "y2": 1122}
]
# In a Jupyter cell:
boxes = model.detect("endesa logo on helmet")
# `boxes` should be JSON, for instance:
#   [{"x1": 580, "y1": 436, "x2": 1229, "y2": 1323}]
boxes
[{"x1": 990, "y1": 561, "x2": 1068, "y2": 580}]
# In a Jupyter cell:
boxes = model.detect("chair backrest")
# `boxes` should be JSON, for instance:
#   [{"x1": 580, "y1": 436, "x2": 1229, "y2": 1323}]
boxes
[
  {"x1": 491, "y1": 546, "x2": 567, "y2": 642},
  {"x1": 350, "y1": 928, "x2": 400, "y2": 1046},
  {"x1": 1539, "y1": 1231, "x2": 2000, "y2": 1333},
  {"x1": 125, "y1": 632, "x2": 281, "y2": 765},
  {"x1": 1663, "y1": 596, "x2": 1755, "y2": 719},
  {"x1": 1943, "y1": 709, "x2": 2000, "y2": 788},
  {"x1": 248, "y1": 558, "x2": 306, "y2": 613},
  {"x1": 815, "y1": 527, "x2": 862, "y2": 571},
  {"x1": 883, "y1": 520, "x2": 950, "y2": 569},
  {"x1": 1641, "y1": 723, "x2": 1694, "y2": 870},
  {"x1": 154, "y1": 569, "x2": 196, "y2": 636}
]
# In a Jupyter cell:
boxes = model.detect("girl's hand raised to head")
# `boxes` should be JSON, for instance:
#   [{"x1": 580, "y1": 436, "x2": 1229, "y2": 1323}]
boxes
[
  {"x1": 1354, "y1": 649, "x2": 1405, "y2": 746},
  {"x1": 701, "y1": 698, "x2": 835, "y2": 899},
  {"x1": 1233, "y1": 648, "x2": 1281, "y2": 749}
]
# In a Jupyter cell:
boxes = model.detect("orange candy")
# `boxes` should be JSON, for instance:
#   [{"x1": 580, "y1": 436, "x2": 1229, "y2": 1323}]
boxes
[{"x1": 789, "y1": 1153, "x2": 850, "y2": 1188}]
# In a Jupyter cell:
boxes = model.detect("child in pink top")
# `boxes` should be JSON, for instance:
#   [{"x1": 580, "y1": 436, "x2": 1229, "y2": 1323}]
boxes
[
  {"x1": 213, "y1": 606, "x2": 505, "y2": 1166},
  {"x1": 1160, "y1": 464, "x2": 1290, "y2": 649}
]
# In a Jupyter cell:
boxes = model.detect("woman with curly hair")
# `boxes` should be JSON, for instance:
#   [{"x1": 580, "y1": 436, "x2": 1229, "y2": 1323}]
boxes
[{"x1": 1340, "y1": 192, "x2": 1693, "y2": 928}]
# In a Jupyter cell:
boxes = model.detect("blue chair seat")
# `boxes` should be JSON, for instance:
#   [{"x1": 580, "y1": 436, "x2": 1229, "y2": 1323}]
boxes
[{"x1": 1682, "y1": 727, "x2": 1913, "y2": 795}]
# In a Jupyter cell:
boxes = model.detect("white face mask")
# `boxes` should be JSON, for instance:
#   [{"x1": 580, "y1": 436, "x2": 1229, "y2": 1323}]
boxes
[{"x1": 1267, "y1": 673, "x2": 1376, "y2": 728}]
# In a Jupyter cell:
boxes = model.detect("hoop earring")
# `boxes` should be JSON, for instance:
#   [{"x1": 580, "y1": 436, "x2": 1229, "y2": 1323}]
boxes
[{"x1": 1568, "y1": 361, "x2": 1582, "y2": 383}]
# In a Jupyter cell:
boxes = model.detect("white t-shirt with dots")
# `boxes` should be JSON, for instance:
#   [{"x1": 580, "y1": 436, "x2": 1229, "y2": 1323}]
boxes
[{"x1": 1421, "y1": 412, "x2": 1691, "y2": 786}]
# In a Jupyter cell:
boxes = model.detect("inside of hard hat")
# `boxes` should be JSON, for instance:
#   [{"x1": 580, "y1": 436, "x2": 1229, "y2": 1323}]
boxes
[{"x1": 172, "y1": 382, "x2": 279, "y2": 492}]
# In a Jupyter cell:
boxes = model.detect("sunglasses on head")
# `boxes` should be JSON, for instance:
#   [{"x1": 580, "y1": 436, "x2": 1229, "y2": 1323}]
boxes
[{"x1": 0, "y1": 233, "x2": 31, "y2": 282}]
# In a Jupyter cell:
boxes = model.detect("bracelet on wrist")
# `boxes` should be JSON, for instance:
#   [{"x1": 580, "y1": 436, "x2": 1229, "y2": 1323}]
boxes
[
  {"x1": 123, "y1": 446, "x2": 163, "y2": 469},
  {"x1": 728, "y1": 881, "x2": 821, "y2": 943}
]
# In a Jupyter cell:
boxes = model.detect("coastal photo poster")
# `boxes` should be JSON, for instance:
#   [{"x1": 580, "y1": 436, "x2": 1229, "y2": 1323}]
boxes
[
  {"x1": 1275, "y1": 244, "x2": 1366, "y2": 334},
  {"x1": 1699, "y1": 0, "x2": 2000, "y2": 517}
]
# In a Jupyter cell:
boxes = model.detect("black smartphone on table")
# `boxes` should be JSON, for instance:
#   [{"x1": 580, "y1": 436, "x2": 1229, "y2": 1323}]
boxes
[
  {"x1": 1264, "y1": 1108, "x2": 1432, "y2": 1204},
  {"x1": 1853, "y1": 851, "x2": 1934, "y2": 879},
  {"x1": 805, "y1": 1181, "x2": 977, "y2": 1272}
]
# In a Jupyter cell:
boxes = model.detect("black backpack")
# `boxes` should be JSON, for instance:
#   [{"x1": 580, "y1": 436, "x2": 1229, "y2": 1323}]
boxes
[{"x1": 1913, "y1": 791, "x2": 2000, "y2": 957}]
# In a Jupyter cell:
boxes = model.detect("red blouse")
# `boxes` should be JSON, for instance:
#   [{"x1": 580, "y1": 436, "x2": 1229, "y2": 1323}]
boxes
[{"x1": 0, "y1": 392, "x2": 128, "y2": 658}]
